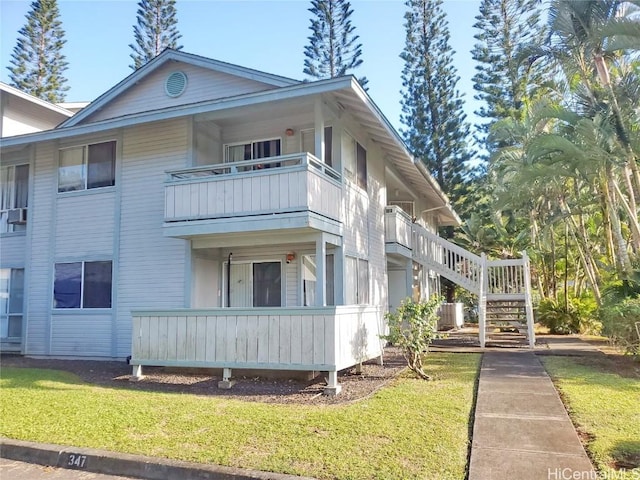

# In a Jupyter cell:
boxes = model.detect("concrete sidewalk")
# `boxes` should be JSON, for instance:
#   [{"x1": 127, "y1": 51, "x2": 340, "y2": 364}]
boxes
[{"x1": 468, "y1": 351, "x2": 595, "y2": 480}]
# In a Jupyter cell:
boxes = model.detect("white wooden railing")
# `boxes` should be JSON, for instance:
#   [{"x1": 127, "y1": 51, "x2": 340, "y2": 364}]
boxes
[
  {"x1": 164, "y1": 153, "x2": 342, "y2": 223},
  {"x1": 130, "y1": 306, "x2": 384, "y2": 373}
]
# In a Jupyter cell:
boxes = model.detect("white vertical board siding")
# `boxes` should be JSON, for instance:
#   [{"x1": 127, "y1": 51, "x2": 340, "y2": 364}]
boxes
[
  {"x1": 130, "y1": 306, "x2": 383, "y2": 372},
  {"x1": 55, "y1": 192, "x2": 115, "y2": 257},
  {"x1": 25, "y1": 142, "x2": 56, "y2": 355},
  {"x1": 0, "y1": 236, "x2": 26, "y2": 266},
  {"x1": 50, "y1": 314, "x2": 112, "y2": 356},
  {"x1": 117, "y1": 119, "x2": 190, "y2": 357},
  {"x1": 86, "y1": 63, "x2": 278, "y2": 123}
]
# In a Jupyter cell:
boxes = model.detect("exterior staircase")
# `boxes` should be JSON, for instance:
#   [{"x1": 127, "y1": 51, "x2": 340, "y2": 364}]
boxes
[
  {"x1": 384, "y1": 206, "x2": 535, "y2": 348},
  {"x1": 411, "y1": 222, "x2": 535, "y2": 348}
]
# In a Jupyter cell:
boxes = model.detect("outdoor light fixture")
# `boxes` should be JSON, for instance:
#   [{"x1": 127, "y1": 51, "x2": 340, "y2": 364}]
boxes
[{"x1": 285, "y1": 128, "x2": 295, "y2": 136}]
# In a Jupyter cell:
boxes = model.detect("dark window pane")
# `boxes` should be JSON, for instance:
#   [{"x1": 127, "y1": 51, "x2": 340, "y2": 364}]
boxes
[
  {"x1": 7, "y1": 316, "x2": 22, "y2": 337},
  {"x1": 253, "y1": 262, "x2": 281, "y2": 307},
  {"x1": 14, "y1": 165, "x2": 29, "y2": 208},
  {"x1": 326, "y1": 254, "x2": 335, "y2": 306},
  {"x1": 357, "y1": 142, "x2": 367, "y2": 189},
  {"x1": 54, "y1": 263, "x2": 82, "y2": 308},
  {"x1": 87, "y1": 141, "x2": 115, "y2": 189},
  {"x1": 83, "y1": 261, "x2": 112, "y2": 308},
  {"x1": 8, "y1": 269, "x2": 24, "y2": 314},
  {"x1": 324, "y1": 127, "x2": 333, "y2": 167},
  {"x1": 253, "y1": 140, "x2": 281, "y2": 159}
]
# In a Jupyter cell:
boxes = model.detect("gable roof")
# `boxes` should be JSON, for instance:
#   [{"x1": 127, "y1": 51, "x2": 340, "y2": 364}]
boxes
[
  {"x1": 60, "y1": 49, "x2": 300, "y2": 128},
  {"x1": 0, "y1": 82, "x2": 75, "y2": 118},
  {"x1": 1, "y1": 56, "x2": 459, "y2": 226}
]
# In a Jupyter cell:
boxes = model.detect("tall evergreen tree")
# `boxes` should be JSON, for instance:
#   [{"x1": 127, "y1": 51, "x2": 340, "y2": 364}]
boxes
[
  {"x1": 471, "y1": 0, "x2": 550, "y2": 150},
  {"x1": 400, "y1": 0, "x2": 472, "y2": 202},
  {"x1": 129, "y1": 0, "x2": 182, "y2": 70},
  {"x1": 303, "y1": 0, "x2": 367, "y2": 87},
  {"x1": 8, "y1": 0, "x2": 68, "y2": 103}
]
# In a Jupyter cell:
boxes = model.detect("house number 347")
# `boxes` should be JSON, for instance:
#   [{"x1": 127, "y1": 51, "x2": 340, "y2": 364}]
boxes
[{"x1": 67, "y1": 453, "x2": 88, "y2": 468}]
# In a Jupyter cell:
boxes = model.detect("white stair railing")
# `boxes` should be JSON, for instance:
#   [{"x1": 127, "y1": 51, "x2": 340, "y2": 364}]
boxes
[{"x1": 411, "y1": 225, "x2": 483, "y2": 294}]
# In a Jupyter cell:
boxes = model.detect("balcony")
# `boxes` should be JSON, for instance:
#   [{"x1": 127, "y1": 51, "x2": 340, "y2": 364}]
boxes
[
  {"x1": 163, "y1": 153, "x2": 343, "y2": 238},
  {"x1": 384, "y1": 205, "x2": 412, "y2": 257}
]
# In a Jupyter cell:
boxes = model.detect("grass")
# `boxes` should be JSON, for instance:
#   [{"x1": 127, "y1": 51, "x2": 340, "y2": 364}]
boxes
[
  {"x1": 0, "y1": 352, "x2": 480, "y2": 480},
  {"x1": 541, "y1": 355, "x2": 640, "y2": 480}
]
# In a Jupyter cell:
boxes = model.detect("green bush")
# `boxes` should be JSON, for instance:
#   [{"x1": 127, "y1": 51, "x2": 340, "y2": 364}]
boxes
[
  {"x1": 535, "y1": 296, "x2": 600, "y2": 335},
  {"x1": 381, "y1": 296, "x2": 443, "y2": 380},
  {"x1": 536, "y1": 298, "x2": 580, "y2": 334},
  {"x1": 599, "y1": 297, "x2": 640, "y2": 355}
]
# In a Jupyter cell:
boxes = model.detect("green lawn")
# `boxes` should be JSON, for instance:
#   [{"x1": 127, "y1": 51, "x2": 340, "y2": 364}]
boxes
[
  {"x1": 541, "y1": 356, "x2": 640, "y2": 480},
  {"x1": 1, "y1": 353, "x2": 480, "y2": 480}
]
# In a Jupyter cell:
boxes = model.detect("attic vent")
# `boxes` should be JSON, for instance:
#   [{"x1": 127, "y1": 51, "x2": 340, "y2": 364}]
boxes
[{"x1": 165, "y1": 71, "x2": 187, "y2": 97}]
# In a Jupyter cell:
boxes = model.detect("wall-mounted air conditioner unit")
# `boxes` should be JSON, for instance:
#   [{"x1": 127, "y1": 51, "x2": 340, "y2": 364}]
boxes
[{"x1": 7, "y1": 208, "x2": 27, "y2": 225}]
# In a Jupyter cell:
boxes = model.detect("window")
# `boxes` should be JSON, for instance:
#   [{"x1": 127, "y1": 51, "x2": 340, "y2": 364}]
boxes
[
  {"x1": 342, "y1": 133, "x2": 367, "y2": 189},
  {"x1": 301, "y1": 126, "x2": 333, "y2": 166},
  {"x1": 252, "y1": 262, "x2": 281, "y2": 307},
  {"x1": 302, "y1": 254, "x2": 335, "y2": 306},
  {"x1": 59, "y1": 141, "x2": 116, "y2": 192},
  {"x1": 225, "y1": 138, "x2": 281, "y2": 171},
  {"x1": 0, "y1": 268, "x2": 24, "y2": 339},
  {"x1": 345, "y1": 256, "x2": 369, "y2": 305},
  {"x1": 53, "y1": 261, "x2": 112, "y2": 309},
  {"x1": 0, "y1": 164, "x2": 29, "y2": 233}
]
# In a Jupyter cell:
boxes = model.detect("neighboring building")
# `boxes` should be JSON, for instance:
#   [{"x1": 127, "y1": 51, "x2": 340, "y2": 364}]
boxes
[
  {"x1": 0, "y1": 50, "x2": 532, "y2": 393},
  {"x1": 0, "y1": 82, "x2": 74, "y2": 137}
]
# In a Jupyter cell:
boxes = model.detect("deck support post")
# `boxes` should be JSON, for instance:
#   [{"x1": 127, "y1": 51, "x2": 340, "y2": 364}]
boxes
[
  {"x1": 218, "y1": 367, "x2": 235, "y2": 389},
  {"x1": 314, "y1": 97, "x2": 325, "y2": 163},
  {"x1": 478, "y1": 253, "x2": 487, "y2": 349},
  {"x1": 130, "y1": 364, "x2": 143, "y2": 382},
  {"x1": 324, "y1": 370, "x2": 342, "y2": 396},
  {"x1": 316, "y1": 234, "x2": 327, "y2": 306}
]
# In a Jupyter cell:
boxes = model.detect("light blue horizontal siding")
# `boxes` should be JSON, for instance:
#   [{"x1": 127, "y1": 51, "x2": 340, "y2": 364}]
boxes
[
  {"x1": 55, "y1": 191, "x2": 115, "y2": 258},
  {"x1": 116, "y1": 119, "x2": 190, "y2": 357},
  {"x1": 25, "y1": 142, "x2": 55, "y2": 355},
  {"x1": 50, "y1": 313, "x2": 112, "y2": 357}
]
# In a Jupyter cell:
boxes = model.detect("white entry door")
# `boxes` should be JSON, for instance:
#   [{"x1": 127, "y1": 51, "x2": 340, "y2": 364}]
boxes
[{"x1": 229, "y1": 263, "x2": 251, "y2": 307}]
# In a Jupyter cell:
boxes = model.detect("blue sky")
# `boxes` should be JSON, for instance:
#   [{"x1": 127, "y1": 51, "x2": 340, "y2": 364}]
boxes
[{"x1": 0, "y1": 0, "x2": 481, "y2": 132}]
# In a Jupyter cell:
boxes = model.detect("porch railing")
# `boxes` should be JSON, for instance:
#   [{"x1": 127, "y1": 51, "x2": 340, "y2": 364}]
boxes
[
  {"x1": 164, "y1": 153, "x2": 342, "y2": 223},
  {"x1": 130, "y1": 306, "x2": 384, "y2": 373},
  {"x1": 384, "y1": 206, "x2": 412, "y2": 249}
]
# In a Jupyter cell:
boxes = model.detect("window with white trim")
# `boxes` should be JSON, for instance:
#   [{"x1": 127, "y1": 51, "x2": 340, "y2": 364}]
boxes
[
  {"x1": 0, "y1": 268, "x2": 24, "y2": 340},
  {"x1": 0, "y1": 164, "x2": 29, "y2": 233},
  {"x1": 58, "y1": 141, "x2": 116, "y2": 192},
  {"x1": 53, "y1": 261, "x2": 112, "y2": 309},
  {"x1": 345, "y1": 256, "x2": 369, "y2": 305}
]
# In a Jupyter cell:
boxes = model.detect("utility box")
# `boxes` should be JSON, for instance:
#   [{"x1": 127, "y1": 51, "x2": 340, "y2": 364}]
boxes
[{"x1": 438, "y1": 302, "x2": 464, "y2": 330}]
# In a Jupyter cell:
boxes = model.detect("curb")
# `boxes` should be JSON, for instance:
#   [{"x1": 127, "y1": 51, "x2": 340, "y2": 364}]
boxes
[{"x1": 0, "y1": 438, "x2": 316, "y2": 480}]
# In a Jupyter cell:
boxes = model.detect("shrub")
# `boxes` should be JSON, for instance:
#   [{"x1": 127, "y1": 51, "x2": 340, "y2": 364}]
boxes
[
  {"x1": 536, "y1": 298, "x2": 580, "y2": 334},
  {"x1": 536, "y1": 296, "x2": 600, "y2": 335},
  {"x1": 599, "y1": 297, "x2": 640, "y2": 355},
  {"x1": 381, "y1": 296, "x2": 443, "y2": 380}
]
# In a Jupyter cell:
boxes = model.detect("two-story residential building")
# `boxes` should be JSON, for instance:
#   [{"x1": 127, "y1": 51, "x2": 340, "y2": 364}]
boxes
[{"x1": 0, "y1": 50, "x2": 533, "y2": 393}]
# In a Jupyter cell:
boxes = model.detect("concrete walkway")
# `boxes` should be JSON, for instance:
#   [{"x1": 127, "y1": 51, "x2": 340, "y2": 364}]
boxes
[{"x1": 468, "y1": 351, "x2": 596, "y2": 480}]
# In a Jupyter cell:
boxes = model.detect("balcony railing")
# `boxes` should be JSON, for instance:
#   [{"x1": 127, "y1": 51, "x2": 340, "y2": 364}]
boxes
[
  {"x1": 130, "y1": 306, "x2": 384, "y2": 373},
  {"x1": 164, "y1": 153, "x2": 342, "y2": 224}
]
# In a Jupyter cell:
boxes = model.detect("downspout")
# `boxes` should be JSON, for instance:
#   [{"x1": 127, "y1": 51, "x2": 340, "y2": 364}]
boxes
[{"x1": 227, "y1": 252, "x2": 232, "y2": 308}]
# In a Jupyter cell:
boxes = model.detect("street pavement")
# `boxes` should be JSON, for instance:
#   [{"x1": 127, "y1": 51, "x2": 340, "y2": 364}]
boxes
[{"x1": 1, "y1": 458, "x2": 139, "y2": 480}]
